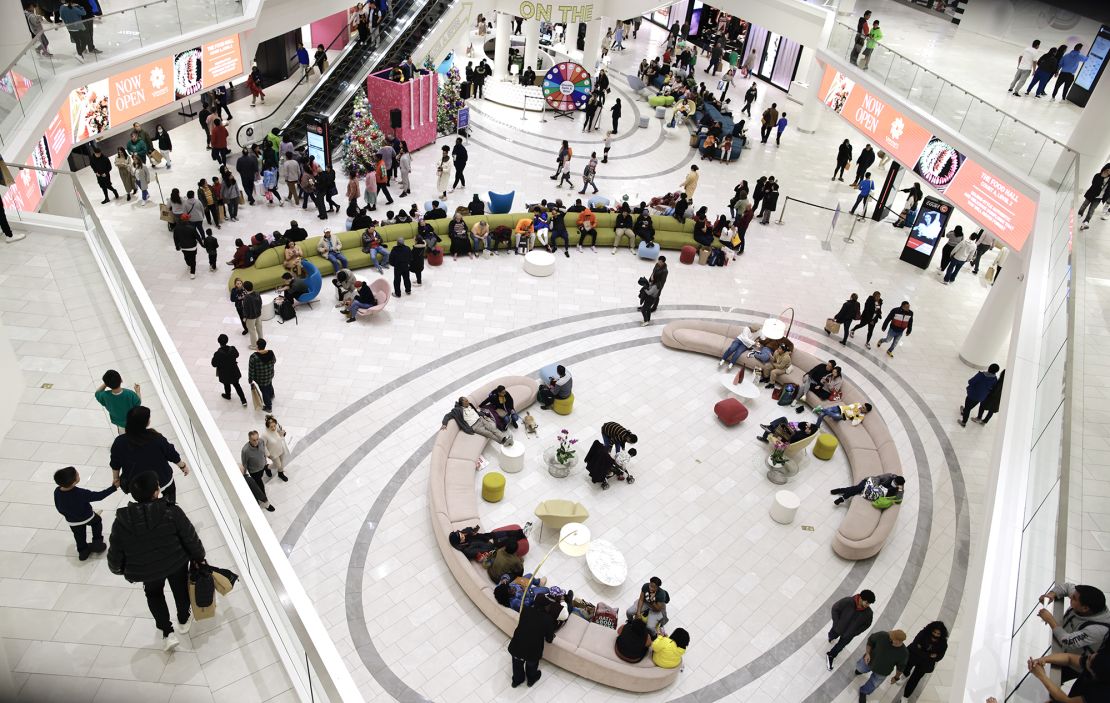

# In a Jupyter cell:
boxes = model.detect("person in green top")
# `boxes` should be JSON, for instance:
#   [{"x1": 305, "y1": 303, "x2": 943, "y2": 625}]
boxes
[
  {"x1": 861, "y1": 21, "x2": 883, "y2": 70},
  {"x1": 854, "y1": 629, "x2": 908, "y2": 701},
  {"x1": 95, "y1": 370, "x2": 141, "y2": 433}
]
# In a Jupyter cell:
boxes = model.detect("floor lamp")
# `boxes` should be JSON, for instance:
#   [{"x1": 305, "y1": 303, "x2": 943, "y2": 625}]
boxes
[{"x1": 517, "y1": 522, "x2": 591, "y2": 614}]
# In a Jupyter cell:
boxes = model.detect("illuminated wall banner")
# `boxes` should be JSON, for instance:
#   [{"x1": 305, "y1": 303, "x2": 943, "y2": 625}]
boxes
[
  {"x1": 110, "y1": 57, "x2": 174, "y2": 126},
  {"x1": 202, "y1": 35, "x2": 243, "y2": 89},
  {"x1": 2, "y1": 157, "x2": 42, "y2": 213},
  {"x1": 818, "y1": 62, "x2": 1034, "y2": 251}
]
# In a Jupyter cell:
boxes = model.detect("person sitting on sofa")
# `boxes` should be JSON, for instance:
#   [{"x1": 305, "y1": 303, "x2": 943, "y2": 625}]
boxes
[
  {"x1": 487, "y1": 540, "x2": 525, "y2": 583},
  {"x1": 634, "y1": 210, "x2": 656, "y2": 246},
  {"x1": 764, "y1": 341, "x2": 793, "y2": 386},
  {"x1": 718, "y1": 326, "x2": 757, "y2": 370},
  {"x1": 795, "y1": 358, "x2": 837, "y2": 413},
  {"x1": 449, "y1": 523, "x2": 531, "y2": 560},
  {"x1": 575, "y1": 207, "x2": 597, "y2": 251},
  {"x1": 757, "y1": 417, "x2": 818, "y2": 444},
  {"x1": 448, "y1": 212, "x2": 473, "y2": 259},
  {"x1": 538, "y1": 365, "x2": 572, "y2": 409},
  {"x1": 532, "y1": 207, "x2": 550, "y2": 249},
  {"x1": 345, "y1": 280, "x2": 378, "y2": 322},
  {"x1": 814, "y1": 402, "x2": 873, "y2": 429},
  {"x1": 514, "y1": 216, "x2": 534, "y2": 255},
  {"x1": 468, "y1": 194, "x2": 485, "y2": 215},
  {"x1": 417, "y1": 218, "x2": 440, "y2": 248},
  {"x1": 494, "y1": 573, "x2": 550, "y2": 610},
  {"x1": 613, "y1": 205, "x2": 635, "y2": 253},
  {"x1": 360, "y1": 225, "x2": 390, "y2": 273},
  {"x1": 831, "y1": 473, "x2": 905, "y2": 506},
  {"x1": 652, "y1": 628, "x2": 690, "y2": 669},
  {"x1": 284, "y1": 220, "x2": 308, "y2": 242},
  {"x1": 317, "y1": 230, "x2": 348, "y2": 271},
  {"x1": 426, "y1": 200, "x2": 447, "y2": 220},
  {"x1": 812, "y1": 366, "x2": 844, "y2": 402},
  {"x1": 471, "y1": 219, "x2": 492, "y2": 254},
  {"x1": 282, "y1": 240, "x2": 303, "y2": 272},
  {"x1": 615, "y1": 616, "x2": 653, "y2": 663},
  {"x1": 440, "y1": 397, "x2": 513, "y2": 445},
  {"x1": 626, "y1": 576, "x2": 670, "y2": 633},
  {"x1": 480, "y1": 385, "x2": 521, "y2": 430}
]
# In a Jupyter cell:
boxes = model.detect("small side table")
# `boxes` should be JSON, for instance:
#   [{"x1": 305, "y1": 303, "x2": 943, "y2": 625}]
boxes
[
  {"x1": 499, "y1": 442, "x2": 524, "y2": 473},
  {"x1": 770, "y1": 490, "x2": 800, "y2": 524}
]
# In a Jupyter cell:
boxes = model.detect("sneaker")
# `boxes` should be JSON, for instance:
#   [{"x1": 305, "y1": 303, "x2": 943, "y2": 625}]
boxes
[
  {"x1": 591, "y1": 246, "x2": 597, "y2": 252},
  {"x1": 727, "y1": 363, "x2": 734, "y2": 371},
  {"x1": 1101, "y1": 211, "x2": 1109, "y2": 220},
  {"x1": 178, "y1": 616, "x2": 192, "y2": 634},
  {"x1": 163, "y1": 632, "x2": 180, "y2": 652},
  {"x1": 958, "y1": 419, "x2": 966, "y2": 427},
  {"x1": 523, "y1": 521, "x2": 534, "y2": 535},
  {"x1": 612, "y1": 249, "x2": 617, "y2": 255},
  {"x1": 266, "y1": 505, "x2": 276, "y2": 512},
  {"x1": 826, "y1": 653, "x2": 834, "y2": 671},
  {"x1": 1081, "y1": 223, "x2": 1090, "y2": 231},
  {"x1": 640, "y1": 321, "x2": 650, "y2": 326},
  {"x1": 577, "y1": 244, "x2": 583, "y2": 251},
  {"x1": 865, "y1": 342, "x2": 871, "y2": 349},
  {"x1": 278, "y1": 472, "x2": 288, "y2": 482},
  {"x1": 189, "y1": 273, "x2": 195, "y2": 279},
  {"x1": 887, "y1": 351, "x2": 894, "y2": 358},
  {"x1": 75, "y1": 53, "x2": 85, "y2": 63},
  {"x1": 834, "y1": 497, "x2": 845, "y2": 506},
  {"x1": 718, "y1": 359, "x2": 725, "y2": 367}
]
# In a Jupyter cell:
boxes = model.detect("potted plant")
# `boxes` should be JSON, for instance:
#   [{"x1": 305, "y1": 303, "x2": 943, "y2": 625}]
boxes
[
  {"x1": 543, "y1": 429, "x2": 579, "y2": 477},
  {"x1": 766, "y1": 438, "x2": 798, "y2": 484},
  {"x1": 768, "y1": 439, "x2": 788, "y2": 468}
]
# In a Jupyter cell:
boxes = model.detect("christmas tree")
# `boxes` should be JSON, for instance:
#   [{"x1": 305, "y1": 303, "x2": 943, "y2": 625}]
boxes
[
  {"x1": 343, "y1": 91, "x2": 385, "y2": 176},
  {"x1": 437, "y1": 66, "x2": 464, "y2": 134}
]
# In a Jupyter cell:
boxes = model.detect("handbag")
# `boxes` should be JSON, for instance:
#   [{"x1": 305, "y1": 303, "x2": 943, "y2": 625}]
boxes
[
  {"x1": 150, "y1": 150, "x2": 164, "y2": 165},
  {"x1": 732, "y1": 366, "x2": 745, "y2": 384},
  {"x1": 250, "y1": 381, "x2": 264, "y2": 410},
  {"x1": 824, "y1": 318, "x2": 841, "y2": 334},
  {"x1": 871, "y1": 496, "x2": 895, "y2": 510},
  {"x1": 771, "y1": 387, "x2": 783, "y2": 401},
  {"x1": 158, "y1": 204, "x2": 176, "y2": 223}
]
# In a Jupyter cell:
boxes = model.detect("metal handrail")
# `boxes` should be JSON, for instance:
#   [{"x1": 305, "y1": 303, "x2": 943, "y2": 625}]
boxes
[{"x1": 832, "y1": 21, "x2": 1077, "y2": 157}]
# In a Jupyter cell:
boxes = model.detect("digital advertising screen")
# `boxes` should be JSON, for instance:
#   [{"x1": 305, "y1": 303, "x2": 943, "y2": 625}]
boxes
[
  {"x1": 820, "y1": 69, "x2": 855, "y2": 114},
  {"x1": 202, "y1": 35, "x2": 243, "y2": 89},
  {"x1": 914, "y1": 137, "x2": 966, "y2": 192},
  {"x1": 68, "y1": 79, "x2": 110, "y2": 143},
  {"x1": 899, "y1": 196, "x2": 953, "y2": 269},
  {"x1": 174, "y1": 47, "x2": 204, "y2": 99},
  {"x1": 1075, "y1": 26, "x2": 1110, "y2": 91},
  {"x1": 109, "y1": 57, "x2": 174, "y2": 126}
]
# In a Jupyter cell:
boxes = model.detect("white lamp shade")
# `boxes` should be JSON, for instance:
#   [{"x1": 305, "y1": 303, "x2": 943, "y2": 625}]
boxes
[
  {"x1": 761, "y1": 318, "x2": 786, "y2": 340},
  {"x1": 558, "y1": 522, "x2": 591, "y2": 557}
]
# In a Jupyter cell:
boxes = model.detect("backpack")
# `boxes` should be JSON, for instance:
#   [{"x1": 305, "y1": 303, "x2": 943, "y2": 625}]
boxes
[
  {"x1": 277, "y1": 294, "x2": 296, "y2": 321},
  {"x1": 777, "y1": 383, "x2": 798, "y2": 406},
  {"x1": 707, "y1": 248, "x2": 724, "y2": 266}
]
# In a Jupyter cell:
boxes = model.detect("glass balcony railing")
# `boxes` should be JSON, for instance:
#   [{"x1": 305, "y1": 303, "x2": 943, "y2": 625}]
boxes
[
  {"x1": 2, "y1": 161, "x2": 363, "y2": 703},
  {"x1": 827, "y1": 23, "x2": 1077, "y2": 187},
  {"x1": 0, "y1": 0, "x2": 245, "y2": 148}
]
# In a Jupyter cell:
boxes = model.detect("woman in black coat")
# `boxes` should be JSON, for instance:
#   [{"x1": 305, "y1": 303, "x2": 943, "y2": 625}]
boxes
[
  {"x1": 109, "y1": 407, "x2": 188, "y2": 504},
  {"x1": 833, "y1": 139, "x2": 853, "y2": 181},
  {"x1": 895, "y1": 621, "x2": 948, "y2": 697},
  {"x1": 410, "y1": 234, "x2": 427, "y2": 285},
  {"x1": 211, "y1": 334, "x2": 246, "y2": 405},
  {"x1": 830, "y1": 294, "x2": 861, "y2": 345},
  {"x1": 610, "y1": 98, "x2": 622, "y2": 133},
  {"x1": 975, "y1": 369, "x2": 1004, "y2": 424},
  {"x1": 508, "y1": 604, "x2": 556, "y2": 687},
  {"x1": 850, "y1": 291, "x2": 883, "y2": 348}
]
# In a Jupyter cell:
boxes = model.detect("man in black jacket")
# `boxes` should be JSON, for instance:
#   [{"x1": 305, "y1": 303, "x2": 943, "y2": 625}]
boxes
[
  {"x1": 796, "y1": 358, "x2": 836, "y2": 413},
  {"x1": 389, "y1": 237, "x2": 413, "y2": 297},
  {"x1": 235, "y1": 148, "x2": 260, "y2": 205},
  {"x1": 1079, "y1": 163, "x2": 1110, "y2": 231},
  {"x1": 90, "y1": 147, "x2": 120, "y2": 203},
  {"x1": 827, "y1": 589, "x2": 876, "y2": 668},
  {"x1": 284, "y1": 220, "x2": 308, "y2": 242},
  {"x1": 648, "y1": 256, "x2": 668, "y2": 312},
  {"x1": 211, "y1": 334, "x2": 246, "y2": 405},
  {"x1": 172, "y1": 221, "x2": 202, "y2": 279},
  {"x1": 107, "y1": 471, "x2": 205, "y2": 652},
  {"x1": 508, "y1": 603, "x2": 556, "y2": 687},
  {"x1": 425, "y1": 201, "x2": 447, "y2": 220},
  {"x1": 851, "y1": 145, "x2": 875, "y2": 187}
]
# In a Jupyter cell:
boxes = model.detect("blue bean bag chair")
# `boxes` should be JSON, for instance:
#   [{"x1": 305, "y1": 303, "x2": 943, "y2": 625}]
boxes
[
  {"x1": 637, "y1": 241, "x2": 661, "y2": 260},
  {"x1": 296, "y1": 260, "x2": 322, "y2": 306},
  {"x1": 489, "y1": 191, "x2": 515, "y2": 214},
  {"x1": 588, "y1": 195, "x2": 611, "y2": 210}
]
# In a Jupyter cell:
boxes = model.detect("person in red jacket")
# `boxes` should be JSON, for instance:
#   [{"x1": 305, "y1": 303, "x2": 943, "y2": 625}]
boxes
[
  {"x1": 876, "y1": 301, "x2": 914, "y2": 358},
  {"x1": 209, "y1": 118, "x2": 230, "y2": 165}
]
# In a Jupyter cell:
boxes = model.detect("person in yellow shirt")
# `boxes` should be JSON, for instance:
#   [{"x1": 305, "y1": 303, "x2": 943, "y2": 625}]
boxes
[
  {"x1": 514, "y1": 217, "x2": 534, "y2": 255},
  {"x1": 651, "y1": 628, "x2": 689, "y2": 669}
]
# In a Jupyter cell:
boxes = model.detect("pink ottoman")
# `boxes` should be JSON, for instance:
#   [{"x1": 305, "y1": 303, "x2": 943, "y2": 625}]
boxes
[
  {"x1": 714, "y1": 398, "x2": 748, "y2": 426},
  {"x1": 680, "y1": 245, "x2": 697, "y2": 264}
]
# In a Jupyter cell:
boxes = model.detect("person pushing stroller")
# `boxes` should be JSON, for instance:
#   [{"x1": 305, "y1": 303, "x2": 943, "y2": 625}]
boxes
[{"x1": 585, "y1": 440, "x2": 636, "y2": 489}]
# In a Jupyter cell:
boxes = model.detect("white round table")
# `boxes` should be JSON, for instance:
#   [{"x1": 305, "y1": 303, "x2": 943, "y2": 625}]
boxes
[
  {"x1": 523, "y1": 250, "x2": 556, "y2": 277},
  {"x1": 585, "y1": 539, "x2": 627, "y2": 587},
  {"x1": 770, "y1": 490, "x2": 800, "y2": 524},
  {"x1": 499, "y1": 442, "x2": 524, "y2": 473},
  {"x1": 260, "y1": 296, "x2": 277, "y2": 321},
  {"x1": 720, "y1": 375, "x2": 760, "y2": 400}
]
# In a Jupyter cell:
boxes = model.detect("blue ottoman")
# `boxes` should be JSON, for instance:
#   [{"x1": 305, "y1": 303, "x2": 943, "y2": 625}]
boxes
[
  {"x1": 638, "y1": 242, "x2": 661, "y2": 260},
  {"x1": 588, "y1": 195, "x2": 611, "y2": 210}
]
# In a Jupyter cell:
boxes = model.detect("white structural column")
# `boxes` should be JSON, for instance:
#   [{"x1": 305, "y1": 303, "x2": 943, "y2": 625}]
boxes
[
  {"x1": 1, "y1": 1, "x2": 30, "y2": 69},
  {"x1": 522, "y1": 19, "x2": 540, "y2": 76},
  {"x1": 494, "y1": 11, "x2": 512, "y2": 78},
  {"x1": 959, "y1": 252, "x2": 1022, "y2": 367},
  {"x1": 1063, "y1": 74, "x2": 1110, "y2": 177},
  {"x1": 582, "y1": 20, "x2": 603, "y2": 72},
  {"x1": 795, "y1": 49, "x2": 824, "y2": 134}
]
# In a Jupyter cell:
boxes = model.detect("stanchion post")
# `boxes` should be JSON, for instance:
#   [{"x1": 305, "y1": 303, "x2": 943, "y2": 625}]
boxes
[
  {"x1": 520, "y1": 94, "x2": 528, "y2": 121},
  {"x1": 777, "y1": 196, "x2": 789, "y2": 224}
]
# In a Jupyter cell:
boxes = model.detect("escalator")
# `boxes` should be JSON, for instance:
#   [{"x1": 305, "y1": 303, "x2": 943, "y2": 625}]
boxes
[{"x1": 236, "y1": 0, "x2": 456, "y2": 153}]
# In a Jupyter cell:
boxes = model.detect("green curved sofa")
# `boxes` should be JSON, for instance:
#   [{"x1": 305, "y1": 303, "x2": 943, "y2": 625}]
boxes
[{"x1": 227, "y1": 211, "x2": 699, "y2": 292}]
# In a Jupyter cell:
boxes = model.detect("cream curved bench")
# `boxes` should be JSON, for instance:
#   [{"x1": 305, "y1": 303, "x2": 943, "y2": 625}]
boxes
[
  {"x1": 661, "y1": 320, "x2": 903, "y2": 560},
  {"x1": 429, "y1": 376, "x2": 680, "y2": 692}
]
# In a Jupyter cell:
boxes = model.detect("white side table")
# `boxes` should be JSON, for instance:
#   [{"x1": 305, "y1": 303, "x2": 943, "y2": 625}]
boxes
[
  {"x1": 720, "y1": 374, "x2": 760, "y2": 400},
  {"x1": 523, "y1": 250, "x2": 555, "y2": 277},
  {"x1": 770, "y1": 490, "x2": 800, "y2": 524},
  {"x1": 499, "y1": 442, "x2": 525, "y2": 473},
  {"x1": 585, "y1": 539, "x2": 627, "y2": 587}
]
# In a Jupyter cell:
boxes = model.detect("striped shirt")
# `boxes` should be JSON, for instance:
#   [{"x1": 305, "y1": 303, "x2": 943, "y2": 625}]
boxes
[{"x1": 601, "y1": 422, "x2": 634, "y2": 444}]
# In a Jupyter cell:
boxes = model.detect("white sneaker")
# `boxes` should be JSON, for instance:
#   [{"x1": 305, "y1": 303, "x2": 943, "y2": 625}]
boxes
[
  {"x1": 718, "y1": 359, "x2": 725, "y2": 367},
  {"x1": 727, "y1": 363, "x2": 734, "y2": 371},
  {"x1": 163, "y1": 632, "x2": 180, "y2": 652},
  {"x1": 189, "y1": 273, "x2": 195, "y2": 279},
  {"x1": 178, "y1": 616, "x2": 192, "y2": 634},
  {"x1": 1101, "y1": 210, "x2": 1110, "y2": 220},
  {"x1": 1081, "y1": 223, "x2": 1090, "y2": 231}
]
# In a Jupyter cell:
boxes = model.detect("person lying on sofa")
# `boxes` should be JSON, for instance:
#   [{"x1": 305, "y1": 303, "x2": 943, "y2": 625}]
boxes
[
  {"x1": 814, "y1": 402, "x2": 873, "y2": 429},
  {"x1": 615, "y1": 617, "x2": 653, "y2": 663},
  {"x1": 719, "y1": 326, "x2": 757, "y2": 370},
  {"x1": 441, "y1": 397, "x2": 514, "y2": 445},
  {"x1": 449, "y1": 524, "x2": 530, "y2": 560},
  {"x1": 487, "y1": 540, "x2": 524, "y2": 583},
  {"x1": 757, "y1": 417, "x2": 817, "y2": 444},
  {"x1": 480, "y1": 385, "x2": 521, "y2": 431},
  {"x1": 830, "y1": 473, "x2": 906, "y2": 507}
]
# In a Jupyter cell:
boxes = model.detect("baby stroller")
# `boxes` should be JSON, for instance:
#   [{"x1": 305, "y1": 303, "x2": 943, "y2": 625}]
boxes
[{"x1": 584, "y1": 440, "x2": 636, "y2": 489}]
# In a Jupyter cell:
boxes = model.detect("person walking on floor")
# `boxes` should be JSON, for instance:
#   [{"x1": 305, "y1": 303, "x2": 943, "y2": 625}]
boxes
[
  {"x1": 262, "y1": 415, "x2": 291, "y2": 481},
  {"x1": 970, "y1": 230, "x2": 996, "y2": 274},
  {"x1": 436, "y1": 146, "x2": 451, "y2": 199},
  {"x1": 849, "y1": 291, "x2": 883, "y2": 348},
  {"x1": 107, "y1": 471, "x2": 205, "y2": 653},
  {"x1": 507, "y1": 600, "x2": 557, "y2": 688},
  {"x1": 775, "y1": 112, "x2": 788, "y2": 146},
  {"x1": 682, "y1": 165, "x2": 699, "y2": 200},
  {"x1": 452, "y1": 137, "x2": 468, "y2": 189},
  {"x1": 960, "y1": 363, "x2": 999, "y2": 427},
  {"x1": 1078, "y1": 164, "x2": 1110, "y2": 231},
  {"x1": 1009, "y1": 39, "x2": 1042, "y2": 95},
  {"x1": 248, "y1": 339, "x2": 277, "y2": 412},
  {"x1": 212, "y1": 334, "x2": 247, "y2": 406},
  {"x1": 90, "y1": 148, "x2": 119, "y2": 202},
  {"x1": 610, "y1": 98, "x2": 622, "y2": 133},
  {"x1": 876, "y1": 301, "x2": 914, "y2": 358},
  {"x1": 95, "y1": 369, "x2": 141, "y2": 434},
  {"x1": 110, "y1": 406, "x2": 189, "y2": 504},
  {"x1": 851, "y1": 145, "x2": 875, "y2": 187},
  {"x1": 850, "y1": 172, "x2": 874, "y2": 219},
  {"x1": 240, "y1": 431, "x2": 275, "y2": 511},
  {"x1": 741, "y1": 82, "x2": 757, "y2": 117},
  {"x1": 826, "y1": 590, "x2": 876, "y2": 669},
  {"x1": 829, "y1": 293, "x2": 861, "y2": 346},
  {"x1": 578, "y1": 153, "x2": 599, "y2": 194},
  {"x1": 173, "y1": 219, "x2": 202, "y2": 279},
  {"x1": 894, "y1": 622, "x2": 948, "y2": 699},
  {"x1": 54, "y1": 466, "x2": 115, "y2": 561},
  {"x1": 760, "y1": 102, "x2": 778, "y2": 144},
  {"x1": 390, "y1": 237, "x2": 413, "y2": 297},
  {"x1": 854, "y1": 629, "x2": 909, "y2": 702},
  {"x1": 241, "y1": 281, "x2": 263, "y2": 349},
  {"x1": 637, "y1": 276, "x2": 660, "y2": 326},
  {"x1": 398, "y1": 143, "x2": 412, "y2": 197},
  {"x1": 943, "y1": 236, "x2": 977, "y2": 283}
]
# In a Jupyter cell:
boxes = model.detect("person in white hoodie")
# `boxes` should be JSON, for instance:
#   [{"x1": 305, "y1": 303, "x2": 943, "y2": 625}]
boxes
[
  {"x1": 718, "y1": 325, "x2": 758, "y2": 370},
  {"x1": 942, "y1": 236, "x2": 977, "y2": 283}
]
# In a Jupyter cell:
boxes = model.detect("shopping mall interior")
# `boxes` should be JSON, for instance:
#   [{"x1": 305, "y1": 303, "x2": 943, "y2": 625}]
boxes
[{"x1": 0, "y1": 0, "x2": 1108, "y2": 701}]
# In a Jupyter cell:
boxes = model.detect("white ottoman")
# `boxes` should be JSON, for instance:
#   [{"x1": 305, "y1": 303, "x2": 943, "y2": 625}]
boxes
[
  {"x1": 770, "y1": 490, "x2": 800, "y2": 524},
  {"x1": 499, "y1": 442, "x2": 525, "y2": 473},
  {"x1": 523, "y1": 250, "x2": 556, "y2": 277}
]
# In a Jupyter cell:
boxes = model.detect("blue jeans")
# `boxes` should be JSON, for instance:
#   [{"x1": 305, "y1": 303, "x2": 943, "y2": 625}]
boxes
[
  {"x1": 814, "y1": 406, "x2": 843, "y2": 429},
  {"x1": 601, "y1": 436, "x2": 624, "y2": 454},
  {"x1": 349, "y1": 299, "x2": 374, "y2": 317},
  {"x1": 943, "y1": 258, "x2": 966, "y2": 282},
  {"x1": 850, "y1": 192, "x2": 868, "y2": 216},
  {"x1": 880, "y1": 327, "x2": 905, "y2": 351},
  {"x1": 368, "y1": 246, "x2": 389, "y2": 269},
  {"x1": 1026, "y1": 69, "x2": 1052, "y2": 96},
  {"x1": 856, "y1": 657, "x2": 885, "y2": 696},
  {"x1": 327, "y1": 252, "x2": 349, "y2": 271},
  {"x1": 721, "y1": 339, "x2": 749, "y2": 364}
]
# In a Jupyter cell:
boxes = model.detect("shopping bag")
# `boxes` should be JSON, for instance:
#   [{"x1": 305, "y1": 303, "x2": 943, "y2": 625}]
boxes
[
  {"x1": 250, "y1": 381, "x2": 264, "y2": 410},
  {"x1": 238, "y1": 193, "x2": 246, "y2": 205},
  {"x1": 150, "y1": 150, "x2": 164, "y2": 165},
  {"x1": 824, "y1": 318, "x2": 841, "y2": 335},
  {"x1": 158, "y1": 204, "x2": 176, "y2": 223}
]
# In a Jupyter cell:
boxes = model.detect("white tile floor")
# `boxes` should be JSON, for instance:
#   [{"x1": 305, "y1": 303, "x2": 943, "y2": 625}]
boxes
[{"x1": 5, "y1": 1, "x2": 1108, "y2": 701}]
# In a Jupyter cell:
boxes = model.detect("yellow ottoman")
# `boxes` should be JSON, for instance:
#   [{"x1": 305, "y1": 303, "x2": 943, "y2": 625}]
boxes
[
  {"x1": 814, "y1": 433, "x2": 839, "y2": 461},
  {"x1": 482, "y1": 472, "x2": 506, "y2": 502},
  {"x1": 553, "y1": 393, "x2": 575, "y2": 415}
]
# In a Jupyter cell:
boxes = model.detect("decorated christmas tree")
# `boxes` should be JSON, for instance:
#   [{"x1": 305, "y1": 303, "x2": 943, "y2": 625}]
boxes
[
  {"x1": 343, "y1": 91, "x2": 385, "y2": 176},
  {"x1": 437, "y1": 66, "x2": 464, "y2": 134}
]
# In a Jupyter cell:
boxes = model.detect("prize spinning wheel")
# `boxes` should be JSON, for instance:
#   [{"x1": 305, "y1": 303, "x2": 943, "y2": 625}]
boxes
[{"x1": 543, "y1": 62, "x2": 592, "y2": 117}]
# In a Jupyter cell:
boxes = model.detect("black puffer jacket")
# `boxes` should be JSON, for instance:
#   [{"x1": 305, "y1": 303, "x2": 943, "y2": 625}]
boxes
[{"x1": 107, "y1": 500, "x2": 205, "y2": 583}]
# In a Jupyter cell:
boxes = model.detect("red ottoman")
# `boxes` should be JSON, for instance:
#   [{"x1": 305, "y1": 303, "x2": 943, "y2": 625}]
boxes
[
  {"x1": 679, "y1": 245, "x2": 696, "y2": 265},
  {"x1": 714, "y1": 398, "x2": 748, "y2": 426},
  {"x1": 493, "y1": 523, "x2": 530, "y2": 556},
  {"x1": 427, "y1": 248, "x2": 444, "y2": 266}
]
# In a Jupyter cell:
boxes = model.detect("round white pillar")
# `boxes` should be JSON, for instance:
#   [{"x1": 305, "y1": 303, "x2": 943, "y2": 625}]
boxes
[
  {"x1": 582, "y1": 20, "x2": 603, "y2": 72},
  {"x1": 494, "y1": 12, "x2": 512, "y2": 78},
  {"x1": 795, "y1": 49, "x2": 824, "y2": 135},
  {"x1": 959, "y1": 251, "x2": 1020, "y2": 368},
  {"x1": 522, "y1": 19, "x2": 540, "y2": 76}
]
